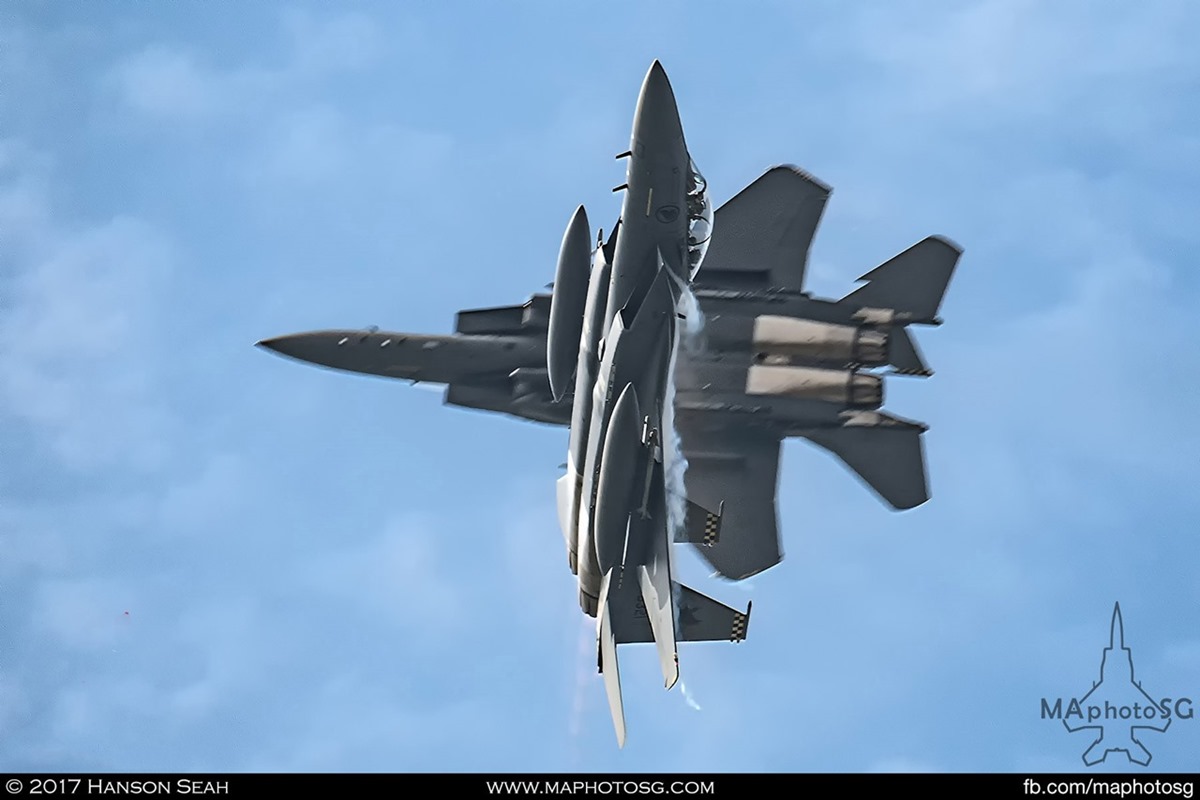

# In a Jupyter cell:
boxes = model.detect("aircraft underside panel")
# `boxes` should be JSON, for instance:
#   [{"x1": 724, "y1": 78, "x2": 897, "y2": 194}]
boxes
[
  {"x1": 677, "y1": 426, "x2": 783, "y2": 580},
  {"x1": 443, "y1": 382, "x2": 570, "y2": 426}
]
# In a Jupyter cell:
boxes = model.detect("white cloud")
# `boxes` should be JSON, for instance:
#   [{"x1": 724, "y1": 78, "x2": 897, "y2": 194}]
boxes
[
  {"x1": 0, "y1": 148, "x2": 176, "y2": 472},
  {"x1": 499, "y1": 480, "x2": 578, "y2": 629},
  {"x1": 155, "y1": 453, "x2": 252, "y2": 539},
  {"x1": 108, "y1": 46, "x2": 242, "y2": 121},
  {"x1": 245, "y1": 672, "x2": 505, "y2": 771},
  {"x1": 162, "y1": 596, "x2": 279, "y2": 721},
  {"x1": 106, "y1": 10, "x2": 392, "y2": 127},
  {"x1": 245, "y1": 105, "x2": 453, "y2": 189},
  {"x1": 280, "y1": 9, "x2": 387, "y2": 75},
  {"x1": 32, "y1": 578, "x2": 138, "y2": 651},
  {"x1": 845, "y1": 0, "x2": 1195, "y2": 113},
  {"x1": 1162, "y1": 641, "x2": 1200, "y2": 671},
  {"x1": 300, "y1": 514, "x2": 465, "y2": 632}
]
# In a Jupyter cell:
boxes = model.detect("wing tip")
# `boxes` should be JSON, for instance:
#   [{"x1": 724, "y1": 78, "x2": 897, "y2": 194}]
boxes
[
  {"x1": 928, "y1": 234, "x2": 965, "y2": 256},
  {"x1": 704, "y1": 501, "x2": 723, "y2": 546},
  {"x1": 731, "y1": 601, "x2": 751, "y2": 642},
  {"x1": 707, "y1": 565, "x2": 775, "y2": 582},
  {"x1": 890, "y1": 491, "x2": 931, "y2": 511},
  {"x1": 766, "y1": 163, "x2": 833, "y2": 195},
  {"x1": 854, "y1": 235, "x2": 964, "y2": 282}
]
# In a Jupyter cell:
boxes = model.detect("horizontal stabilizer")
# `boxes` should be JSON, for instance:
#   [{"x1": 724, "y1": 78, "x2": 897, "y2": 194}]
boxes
[
  {"x1": 697, "y1": 165, "x2": 830, "y2": 292},
  {"x1": 888, "y1": 327, "x2": 932, "y2": 376},
  {"x1": 676, "y1": 499, "x2": 723, "y2": 545},
  {"x1": 800, "y1": 413, "x2": 929, "y2": 510},
  {"x1": 840, "y1": 236, "x2": 961, "y2": 324},
  {"x1": 676, "y1": 584, "x2": 751, "y2": 643},
  {"x1": 610, "y1": 581, "x2": 751, "y2": 645}
]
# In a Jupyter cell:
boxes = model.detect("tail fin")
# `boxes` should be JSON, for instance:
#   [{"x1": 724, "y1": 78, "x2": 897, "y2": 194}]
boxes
[
  {"x1": 596, "y1": 569, "x2": 626, "y2": 748},
  {"x1": 888, "y1": 326, "x2": 932, "y2": 376},
  {"x1": 675, "y1": 584, "x2": 752, "y2": 643},
  {"x1": 638, "y1": 564, "x2": 678, "y2": 690},
  {"x1": 800, "y1": 411, "x2": 929, "y2": 510},
  {"x1": 840, "y1": 236, "x2": 961, "y2": 324}
]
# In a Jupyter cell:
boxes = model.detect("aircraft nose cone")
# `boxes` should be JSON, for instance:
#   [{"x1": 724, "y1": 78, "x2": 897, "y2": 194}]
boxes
[
  {"x1": 633, "y1": 59, "x2": 684, "y2": 148},
  {"x1": 646, "y1": 58, "x2": 668, "y2": 86},
  {"x1": 255, "y1": 334, "x2": 311, "y2": 361}
]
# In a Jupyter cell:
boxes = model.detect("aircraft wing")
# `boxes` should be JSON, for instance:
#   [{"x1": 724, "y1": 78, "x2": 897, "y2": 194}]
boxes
[
  {"x1": 676, "y1": 419, "x2": 783, "y2": 580},
  {"x1": 798, "y1": 411, "x2": 930, "y2": 510},
  {"x1": 693, "y1": 165, "x2": 830, "y2": 293},
  {"x1": 441, "y1": 293, "x2": 572, "y2": 425},
  {"x1": 444, "y1": 379, "x2": 570, "y2": 426}
]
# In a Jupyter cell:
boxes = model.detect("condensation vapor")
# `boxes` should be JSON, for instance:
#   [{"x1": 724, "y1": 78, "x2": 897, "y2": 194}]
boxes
[
  {"x1": 665, "y1": 282, "x2": 706, "y2": 713},
  {"x1": 662, "y1": 283, "x2": 706, "y2": 540},
  {"x1": 567, "y1": 614, "x2": 593, "y2": 762}
]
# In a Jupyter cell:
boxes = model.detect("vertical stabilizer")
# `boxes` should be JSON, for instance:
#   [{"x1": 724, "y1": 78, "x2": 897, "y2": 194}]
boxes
[
  {"x1": 638, "y1": 551, "x2": 679, "y2": 689},
  {"x1": 597, "y1": 570, "x2": 626, "y2": 748},
  {"x1": 839, "y1": 236, "x2": 961, "y2": 324},
  {"x1": 887, "y1": 326, "x2": 932, "y2": 376}
]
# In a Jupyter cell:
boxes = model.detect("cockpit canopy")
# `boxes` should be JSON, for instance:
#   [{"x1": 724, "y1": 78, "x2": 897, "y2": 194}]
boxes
[{"x1": 686, "y1": 158, "x2": 712, "y2": 279}]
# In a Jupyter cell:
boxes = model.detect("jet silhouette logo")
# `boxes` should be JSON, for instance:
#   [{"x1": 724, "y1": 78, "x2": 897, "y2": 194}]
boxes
[{"x1": 1040, "y1": 603, "x2": 1194, "y2": 767}]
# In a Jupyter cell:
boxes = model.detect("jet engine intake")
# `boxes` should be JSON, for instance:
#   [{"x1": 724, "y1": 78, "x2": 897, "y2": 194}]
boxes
[
  {"x1": 745, "y1": 364, "x2": 883, "y2": 408},
  {"x1": 752, "y1": 316, "x2": 888, "y2": 366}
]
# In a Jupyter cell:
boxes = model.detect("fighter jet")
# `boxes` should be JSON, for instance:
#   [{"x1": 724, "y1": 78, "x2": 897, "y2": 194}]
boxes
[
  {"x1": 542, "y1": 62, "x2": 755, "y2": 746},
  {"x1": 259, "y1": 61, "x2": 752, "y2": 748},
  {"x1": 668, "y1": 165, "x2": 961, "y2": 582},
  {"x1": 258, "y1": 164, "x2": 960, "y2": 585},
  {"x1": 258, "y1": 65, "x2": 961, "y2": 748}
]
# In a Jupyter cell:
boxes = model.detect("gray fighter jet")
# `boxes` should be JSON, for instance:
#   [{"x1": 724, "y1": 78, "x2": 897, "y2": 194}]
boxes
[
  {"x1": 542, "y1": 62, "x2": 754, "y2": 746},
  {"x1": 258, "y1": 165, "x2": 960, "y2": 585},
  {"x1": 258, "y1": 64, "x2": 960, "y2": 748},
  {"x1": 671, "y1": 165, "x2": 960, "y2": 581},
  {"x1": 260, "y1": 61, "x2": 754, "y2": 747}
]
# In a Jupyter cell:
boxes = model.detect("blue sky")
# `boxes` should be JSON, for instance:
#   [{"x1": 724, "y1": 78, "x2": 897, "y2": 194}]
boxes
[{"x1": 3, "y1": 0, "x2": 1199, "y2": 773}]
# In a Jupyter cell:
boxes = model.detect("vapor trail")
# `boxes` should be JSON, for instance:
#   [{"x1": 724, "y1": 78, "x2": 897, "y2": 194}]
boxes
[
  {"x1": 662, "y1": 282, "x2": 706, "y2": 541},
  {"x1": 664, "y1": 282, "x2": 706, "y2": 713},
  {"x1": 567, "y1": 614, "x2": 593, "y2": 764}
]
